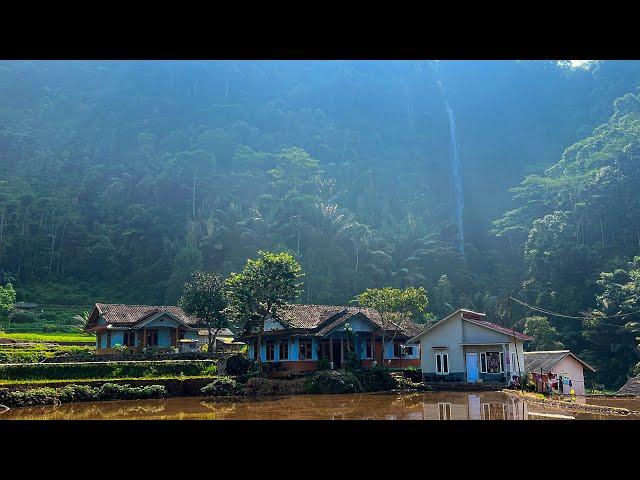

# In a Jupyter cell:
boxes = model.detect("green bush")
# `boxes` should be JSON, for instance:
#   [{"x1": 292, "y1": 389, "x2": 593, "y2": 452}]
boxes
[
  {"x1": 0, "y1": 387, "x2": 59, "y2": 407},
  {"x1": 304, "y1": 370, "x2": 363, "y2": 394},
  {"x1": 36, "y1": 312, "x2": 58, "y2": 323},
  {"x1": 95, "y1": 383, "x2": 166, "y2": 401},
  {"x1": 225, "y1": 354, "x2": 251, "y2": 376},
  {"x1": 352, "y1": 366, "x2": 397, "y2": 392},
  {"x1": 59, "y1": 384, "x2": 96, "y2": 403},
  {"x1": 0, "y1": 383, "x2": 167, "y2": 407},
  {"x1": 0, "y1": 360, "x2": 216, "y2": 381},
  {"x1": 316, "y1": 357, "x2": 330, "y2": 371},
  {"x1": 201, "y1": 377, "x2": 239, "y2": 396},
  {"x1": 9, "y1": 311, "x2": 38, "y2": 324}
]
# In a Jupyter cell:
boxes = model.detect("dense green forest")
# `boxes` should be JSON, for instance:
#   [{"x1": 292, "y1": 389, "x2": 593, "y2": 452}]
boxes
[{"x1": 1, "y1": 60, "x2": 640, "y2": 387}]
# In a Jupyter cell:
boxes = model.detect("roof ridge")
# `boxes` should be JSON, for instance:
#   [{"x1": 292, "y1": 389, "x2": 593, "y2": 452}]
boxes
[{"x1": 525, "y1": 350, "x2": 570, "y2": 354}]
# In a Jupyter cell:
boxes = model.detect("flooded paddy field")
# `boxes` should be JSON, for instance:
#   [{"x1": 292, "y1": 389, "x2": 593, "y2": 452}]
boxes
[{"x1": 2, "y1": 391, "x2": 639, "y2": 420}]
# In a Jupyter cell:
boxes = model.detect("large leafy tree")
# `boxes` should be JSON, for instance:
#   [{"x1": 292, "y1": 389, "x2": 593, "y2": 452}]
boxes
[
  {"x1": 0, "y1": 283, "x2": 16, "y2": 321},
  {"x1": 523, "y1": 316, "x2": 564, "y2": 351},
  {"x1": 355, "y1": 286, "x2": 428, "y2": 365},
  {"x1": 179, "y1": 271, "x2": 229, "y2": 356},
  {"x1": 225, "y1": 251, "x2": 303, "y2": 367},
  {"x1": 584, "y1": 257, "x2": 640, "y2": 387}
]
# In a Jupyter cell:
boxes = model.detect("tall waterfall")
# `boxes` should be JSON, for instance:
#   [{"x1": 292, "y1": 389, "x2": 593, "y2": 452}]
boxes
[{"x1": 446, "y1": 102, "x2": 464, "y2": 255}]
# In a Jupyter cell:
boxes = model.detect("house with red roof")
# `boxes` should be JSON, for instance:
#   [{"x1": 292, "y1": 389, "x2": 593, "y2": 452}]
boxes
[{"x1": 408, "y1": 309, "x2": 533, "y2": 384}]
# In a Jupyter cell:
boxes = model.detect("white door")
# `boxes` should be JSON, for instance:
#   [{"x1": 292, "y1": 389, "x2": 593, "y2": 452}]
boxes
[{"x1": 466, "y1": 353, "x2": 479, "y2": 382}]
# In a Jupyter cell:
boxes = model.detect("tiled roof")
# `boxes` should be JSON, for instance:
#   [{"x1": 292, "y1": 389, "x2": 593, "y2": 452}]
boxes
[
  {"x1": 86, "y1": 303, "x2": 206, "y2": 329},
  {"x1": 524, "y1": 350, "x2": 596, "y2": 373},
  {"x1": 258, "y1": 304, "x2": 422, "y2": 338}
]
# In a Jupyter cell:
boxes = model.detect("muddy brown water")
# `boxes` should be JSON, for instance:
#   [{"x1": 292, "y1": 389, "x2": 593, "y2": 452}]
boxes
[{"x1": 2, "y1": 391, "x2": 639, "y2": 420}]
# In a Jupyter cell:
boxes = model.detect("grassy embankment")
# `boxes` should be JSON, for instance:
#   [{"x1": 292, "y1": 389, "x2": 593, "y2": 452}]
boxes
[{"x1": 0, "y1": 360, "x2": 217, "y2": 385}]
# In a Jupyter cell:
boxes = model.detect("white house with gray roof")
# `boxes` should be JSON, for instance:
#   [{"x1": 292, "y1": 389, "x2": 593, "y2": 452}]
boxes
[{"x1": 408, "y1": 309, "x2": 532, "y2": 384}]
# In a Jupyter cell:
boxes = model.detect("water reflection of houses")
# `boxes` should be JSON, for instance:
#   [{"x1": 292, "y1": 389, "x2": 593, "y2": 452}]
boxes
[{"x1": 417, "y1": 393, "x2": 528, "y2": 420}]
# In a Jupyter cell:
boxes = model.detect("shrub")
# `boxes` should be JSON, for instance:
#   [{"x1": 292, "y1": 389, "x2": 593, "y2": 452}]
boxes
[
  {"x1": 0, "y1": 383, "x2": 167, "y2": 408},
  {"x1": 304, "y1": 370, "x2": 363, "y2": 394},
  {"x1": 59, "y1": 384, "x2": 97, "y2": 403},
  {"x1": 0, "y1": 360, "x2": 215, "y2": 381},
  {"x1": 353, "y1": 366, "x2": 397, "y2": 392},
  {"x1": 95, "y1": 383, "x2": 166, "y2": 401},
  {"x1": 9, "y1": 311, "x2": 38, "y2": 324},
  {"x1": 37, "y1": 312, "x2": 58, "y2": 323},
  {"x1": 225, "y1": 353, "x2": 251, "y2": 376},
  {"x1": 201, "y1": 377, "x2": 239, "y2": 396},
  {"x1": 0, "y1": 387, "x2": 59, "y2": 407},
  {"x1": 201, "y1": 364, "x2": 218, "y2": 376},
  {"x1": 316, "y1": 357, "x2": 330, "y2": 371}
]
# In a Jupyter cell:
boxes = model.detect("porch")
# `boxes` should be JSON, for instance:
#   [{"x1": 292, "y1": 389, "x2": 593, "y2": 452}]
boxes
[
  {"x1": 462, "y1": 343, "x2": 516, "y2": 384},
  {"x1": 249, "y1": 330, "x2": 420, "y2": 375}
]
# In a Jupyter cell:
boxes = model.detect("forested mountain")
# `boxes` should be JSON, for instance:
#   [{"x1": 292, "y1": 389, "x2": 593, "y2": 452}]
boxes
[{"x1": 1, "y1": 60, "x2": 640, "y2": 387}]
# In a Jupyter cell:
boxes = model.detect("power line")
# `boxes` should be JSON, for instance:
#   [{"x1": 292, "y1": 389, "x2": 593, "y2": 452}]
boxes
[{"x1": 508, "y1": 295, "x2": 639, "y2": 327}]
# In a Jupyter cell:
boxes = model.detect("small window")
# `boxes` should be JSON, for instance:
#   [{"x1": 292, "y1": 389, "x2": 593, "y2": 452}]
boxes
[
  {"x1": 404, "y1": 346, "x2": 414, "y2": 356},
  {"x1": 266, "y1": 341, "x2": 275, "y2": 361},
  {"x1": 480, "y1": 353, "x2": 487, "y2": 373},
  {"x1": 299, "y1": 338, "x2": 312, "y2": 360},
  {"x1": 364, "y1": 338, "x2": 372, "y2": 359},
  {"x1": 279, "y1": 339, "x2": 289, "y2": 360},
  {"x1": 436, "y1": 352, "x2": 449, "y2": 374}
]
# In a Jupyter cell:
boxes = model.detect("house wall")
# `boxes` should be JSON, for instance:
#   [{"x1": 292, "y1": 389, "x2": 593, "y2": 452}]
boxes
[
  {"x1": 418, "y1": 314, "x2": 465, "y2": 380},
  {"x1": 418, "y1": 313, "x2": 525, "y2": 382},
  {"x1": 551, "y1": 356, "x2": 588, "y2": 396}
]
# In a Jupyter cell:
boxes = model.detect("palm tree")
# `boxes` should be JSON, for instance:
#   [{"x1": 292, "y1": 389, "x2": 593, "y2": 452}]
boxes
[{"x1": 73, "y1": 311, "x2": 90, "y2": 329}]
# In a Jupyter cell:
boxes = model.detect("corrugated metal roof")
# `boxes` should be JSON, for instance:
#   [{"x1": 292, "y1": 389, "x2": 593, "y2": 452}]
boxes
[
  {"x1": 617, "y1": 375, "x2": 640, "y2": 395},
  {"x1": 409, "y1": 309, "x2": 532, "y2": 342},
  {"x1": 524, "y1": 350, "x2": 596, "y2": 373}
]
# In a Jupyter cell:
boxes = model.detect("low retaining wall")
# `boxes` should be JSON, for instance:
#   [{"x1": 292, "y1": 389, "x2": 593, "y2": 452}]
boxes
[{"x1": 43, "y1": 352, "x2": 223, "y2": 363}]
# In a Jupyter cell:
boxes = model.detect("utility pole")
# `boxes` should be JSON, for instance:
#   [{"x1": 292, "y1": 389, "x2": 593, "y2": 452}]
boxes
[{"x1": 509, "y1": 295, "x2": 523, "y2": 392}]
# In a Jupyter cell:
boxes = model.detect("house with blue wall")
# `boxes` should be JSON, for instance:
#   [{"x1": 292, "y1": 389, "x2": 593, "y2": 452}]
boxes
[
  {"x1": 239, "y1": 304, "x2": 422, "y2": 375},
  {"x1": 84, "y1": 303, "x2": 207, "y2": 354}
]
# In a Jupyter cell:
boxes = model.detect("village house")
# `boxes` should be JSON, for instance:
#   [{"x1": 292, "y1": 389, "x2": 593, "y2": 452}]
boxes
[
  {"x1": 524, "y1": 350, "x2": 596, "y2": 396},
  {"x1": 239, "y1": 304, "x2": 423, "y2": 375},
  {"x1": 197, "y1": 328, "x2": 245, "y2": 354},
  {"x1": 408, "y1": 309, "x2": 532, "y2": 384},
  {"x1": 84, "y1": 303, "x2": 205, "y2": 354}
]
